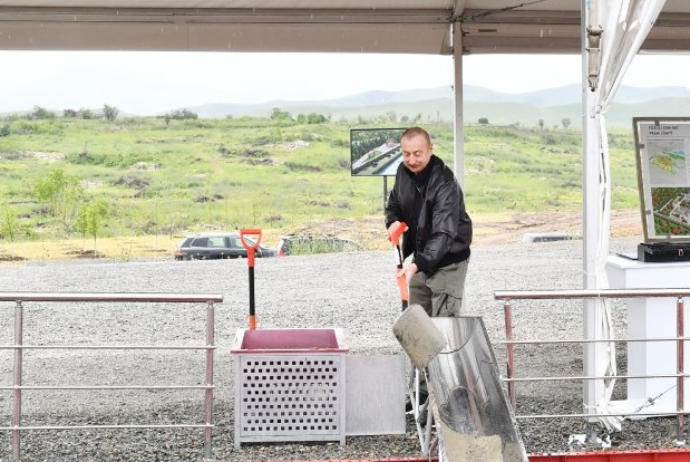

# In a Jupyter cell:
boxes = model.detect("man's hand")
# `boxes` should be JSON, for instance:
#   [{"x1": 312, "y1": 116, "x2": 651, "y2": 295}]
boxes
[
  {"x1": 388, "y1": 221, "x2": 402, "y2": 240},
  {"x1": 397, "y1": 262, "x2": 418, "y2": 284},
  {"x1": 388, "y1": 221, "x2": 408, "y2": 246}
]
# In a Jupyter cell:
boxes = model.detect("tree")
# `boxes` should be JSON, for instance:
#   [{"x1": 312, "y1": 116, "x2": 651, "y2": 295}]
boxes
[
  {"x1": 164, "y1": 113, "x2": 172, "y2": 127},
  {"x1": 30, "y1": 106, "x2": 56, "y2": 120},
  {"x1": 0, "y1": 204, "x2": 20, "y2": 260},
  {"x1": 33, "y1": 168, "x2": 83, "y2": 231},
  {"x1": 562, "y1": 118, "x2": 572, "y2": 130},
  {"x1": 74, "y1": 205, "x2": 89, "y2": 249},
  {"x1": 538, "y1": 119, "x2": 545, "y2": 130},
  {"x1": 0, "y1": 204, "x2": 19, "y2": 242},
  {"x1": 478, "y1": 117, "x2": 489, "y2": 125},
  {"x1": 270, "y1": 107, "x2": 292, "y2": 121},
  {"x1": 80, "y1": 108, "x2": 94, "y2": 120},
  {"x1": 103, "y1": 104, "x2": 119, "y2": 121},
  {"x1": 170, "y1": 109, "x2": 197, "y2": 120},
  {"x1": 307, "y1": 113, "x2": 326, "y2": 124},
  {"x1": 75, "y1": 199, "x2": 109, "y2": 253}
]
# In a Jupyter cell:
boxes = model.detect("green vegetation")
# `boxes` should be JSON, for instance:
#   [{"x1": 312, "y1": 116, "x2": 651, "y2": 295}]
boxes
[{"x1": 0, "y1": 115, "x2": 641, "y2": 247}]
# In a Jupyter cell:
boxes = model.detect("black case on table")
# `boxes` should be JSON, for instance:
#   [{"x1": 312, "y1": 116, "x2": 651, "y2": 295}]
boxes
[{"x1": 638, "y1": 242, "x2": 690, "y2": 262}]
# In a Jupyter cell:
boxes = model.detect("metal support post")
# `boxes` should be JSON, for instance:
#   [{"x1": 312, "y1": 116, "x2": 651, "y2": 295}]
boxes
[
  {"x1": 504, "y1": 299, "x2": 516, "y2": 412},
  {"x1": 204, "y1": 301, "x2": 215, "y2": 459},
  {"x1": 382, "y1": 176, "x2": 388, "y2": 213},
  {"x1": 12, "y1": 300, "x2": 24, "y2": 462},
  {"x1": 677, "y1": 296, "x2": 685, "y2": 441}
]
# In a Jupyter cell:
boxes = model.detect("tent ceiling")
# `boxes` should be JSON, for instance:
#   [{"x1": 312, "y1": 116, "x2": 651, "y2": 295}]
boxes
[{"x1": 1, "y1": 0, "x2": 690, "y2": 54}]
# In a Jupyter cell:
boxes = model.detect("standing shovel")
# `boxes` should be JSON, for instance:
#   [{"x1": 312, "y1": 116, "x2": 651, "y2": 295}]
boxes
[
  {"x1": 240, "y1": 228, "x2": 262, "y2": 330},
  {"x1": 389, "y1": 222, "x2": 409, "y2": 311}
]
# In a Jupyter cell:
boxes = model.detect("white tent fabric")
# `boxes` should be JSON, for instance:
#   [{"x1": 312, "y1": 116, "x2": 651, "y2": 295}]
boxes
[
  {"x1": 584, "y1": 0, "x2": 666, "y2": 431},
  {"x1": 2, "y1": 1, "x2": 689, "y2": 54}
]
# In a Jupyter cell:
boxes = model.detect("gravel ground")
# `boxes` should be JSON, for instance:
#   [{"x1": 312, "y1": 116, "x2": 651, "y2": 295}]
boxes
[{"x1": 0, "y1": 236, "x2": 688, "y2": 461}]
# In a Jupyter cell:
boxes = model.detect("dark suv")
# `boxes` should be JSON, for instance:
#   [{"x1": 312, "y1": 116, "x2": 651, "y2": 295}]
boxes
[{"x1": 174, "y1": 232, "x2": 276, "y2": 260}]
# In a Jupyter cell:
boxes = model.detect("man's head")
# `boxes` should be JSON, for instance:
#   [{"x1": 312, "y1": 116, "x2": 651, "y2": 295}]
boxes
[{"x1": 400, "y1": 126, "x2": 433, "y2": 174}]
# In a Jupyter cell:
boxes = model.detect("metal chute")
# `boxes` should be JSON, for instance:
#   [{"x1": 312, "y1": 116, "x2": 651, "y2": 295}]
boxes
[
  {"x1": 428, "y1": 317, "x2": 527, "y2": 462},
  {"x1": 393, "y1": 311, "x2": 527, "y2": 462}
]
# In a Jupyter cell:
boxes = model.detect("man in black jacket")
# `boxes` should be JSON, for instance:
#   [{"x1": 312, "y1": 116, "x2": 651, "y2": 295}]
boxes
[{"x1": 386, "y1": 126, "x2": 472, "y2": 318}]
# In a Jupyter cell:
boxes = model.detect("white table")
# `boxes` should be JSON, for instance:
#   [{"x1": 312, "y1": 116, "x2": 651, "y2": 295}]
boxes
[{"x1": 606, "y1": 255, "x2": 690, "y2": 416}]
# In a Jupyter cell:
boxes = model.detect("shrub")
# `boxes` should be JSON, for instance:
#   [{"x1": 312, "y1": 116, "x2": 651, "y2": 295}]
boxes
[{"x1": 30, "y1": 106, "x2": 56, "y2": 120}]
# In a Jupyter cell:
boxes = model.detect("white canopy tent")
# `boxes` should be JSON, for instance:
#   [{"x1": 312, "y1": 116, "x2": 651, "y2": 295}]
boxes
[
  {"x1": 1, "y1": 0, "x2": 688, "y2": 428},
  {"x1": 582, "y1": 0, "x2": 667, "y2": 431},
  {"x1": 1, "y1": 1, "x2": 689, "y2": 54}
]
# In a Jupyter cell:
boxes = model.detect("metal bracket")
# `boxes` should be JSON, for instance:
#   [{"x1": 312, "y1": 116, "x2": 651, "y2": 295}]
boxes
[{"x1": 587, "y1": 25, "x2": 603, "y2": 90}]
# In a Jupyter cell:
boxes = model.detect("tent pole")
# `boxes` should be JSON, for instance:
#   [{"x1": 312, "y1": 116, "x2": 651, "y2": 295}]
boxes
[
  {"x1": 582, "y1": 0, "x2": 602, "y2": 419},
  {"x1": 452, "y1": 21, "x2": 465, "y2": 187}
]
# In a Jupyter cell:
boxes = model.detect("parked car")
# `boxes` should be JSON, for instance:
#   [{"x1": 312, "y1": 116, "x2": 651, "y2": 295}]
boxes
[
  {"x1": 277, "y1": 234, "x2": 362, "y2": 257},
  {"x1": 174, "y1": 232, "x2": 276, "y2": 260}
]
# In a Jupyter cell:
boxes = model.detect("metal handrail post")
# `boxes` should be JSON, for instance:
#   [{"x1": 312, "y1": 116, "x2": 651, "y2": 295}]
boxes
[
  {"x1": 12, "y1": 300, "x2": 23, "y2": 462},
  {"x1": 0, "y1": 292, "x2": 222, "y2": 461},
  {"x1": 504, "y1": 299, "x2": 516, "y2": 412},
  {"x1": 204, "y1": 301, "x2": 215, "y2": 459},
  {"x1": 677, "y1": 296, "x2": 685, "y2": 441}
]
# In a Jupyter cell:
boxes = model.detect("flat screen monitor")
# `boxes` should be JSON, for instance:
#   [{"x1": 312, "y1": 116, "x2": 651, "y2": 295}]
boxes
[{"x1": 350, "y1": 127, "x2": 405, "y2": 176}]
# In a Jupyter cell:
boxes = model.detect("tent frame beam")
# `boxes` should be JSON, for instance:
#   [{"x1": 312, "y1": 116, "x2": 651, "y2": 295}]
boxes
[{"x1": 0, "y1": 7, "x2": 451, "y2": 24}]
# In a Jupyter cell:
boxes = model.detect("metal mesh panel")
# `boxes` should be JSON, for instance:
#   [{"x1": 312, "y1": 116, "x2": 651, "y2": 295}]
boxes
[{"x1": 234, "y1": 353, "x2": 346, "y2": 445}]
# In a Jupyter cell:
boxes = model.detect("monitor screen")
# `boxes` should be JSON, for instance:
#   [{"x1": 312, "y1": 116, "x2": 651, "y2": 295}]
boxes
[{"x1": 350, "y1": 127, "x2": 405, "y2": 176}]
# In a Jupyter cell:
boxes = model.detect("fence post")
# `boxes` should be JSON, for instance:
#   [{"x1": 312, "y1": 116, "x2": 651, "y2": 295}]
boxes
[
  {"x1": 504, "y1": 299, "x2": 516, "y2": 412},
  {"x1": 12, "y1": 300, "x2": 24, "y2": 462},
  {"x1": 204, "y1": 301, "x2": 215, "y2": 459}
]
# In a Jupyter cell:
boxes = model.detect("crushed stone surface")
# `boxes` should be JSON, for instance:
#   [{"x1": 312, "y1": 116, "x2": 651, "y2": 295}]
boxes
[{"x1": 1, "y1": 237, "x2": 687, "y2": 461}]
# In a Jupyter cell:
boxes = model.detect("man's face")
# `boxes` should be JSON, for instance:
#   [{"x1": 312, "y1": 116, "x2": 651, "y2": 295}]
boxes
[{"x1": 401, "y1": 133, "x2": 432, "y2": 174}]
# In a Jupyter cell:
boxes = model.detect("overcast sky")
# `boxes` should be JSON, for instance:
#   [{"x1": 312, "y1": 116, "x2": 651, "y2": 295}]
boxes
[{"x1": 2, "y1": 51, "x2": 690, "y2": 115}]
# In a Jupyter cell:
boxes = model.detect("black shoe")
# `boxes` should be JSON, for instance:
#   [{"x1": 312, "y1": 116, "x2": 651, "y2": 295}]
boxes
[
  {"x1": 418, "y1": 391, "x2": 429, "y2": 405},
  {"x1": 405, "y1": 392, "x2": 429, "y2": 412}
]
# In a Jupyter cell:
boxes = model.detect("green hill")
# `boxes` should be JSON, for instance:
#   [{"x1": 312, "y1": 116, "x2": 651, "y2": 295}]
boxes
[{"x1": 0, "y1": 116, "x2": 639, "y2": 245}]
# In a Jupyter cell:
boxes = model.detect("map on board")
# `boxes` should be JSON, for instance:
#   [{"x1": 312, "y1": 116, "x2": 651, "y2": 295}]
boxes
[
  {"x1": 647, "y1": 140, "x2": 687, "y2": 187},
  {"x1": 651, "y1": 187, "x2": 690, "y2": 237},
  {"x1": 634, "y1": 119, "x2": 690, "y2": 241}
]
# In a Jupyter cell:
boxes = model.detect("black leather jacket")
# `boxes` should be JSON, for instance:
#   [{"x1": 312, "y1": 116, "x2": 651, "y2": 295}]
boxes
[{"x1": 385, "y1": 155, "x2": 472, "y2": 276}]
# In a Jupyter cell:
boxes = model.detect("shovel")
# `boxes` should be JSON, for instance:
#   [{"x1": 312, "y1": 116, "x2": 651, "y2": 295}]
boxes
[
  {"x1": 389, "y1": 222, "x2": 409, "y2": 311},
  {"x1": 240, "y1": 228, "x2": 262, "y2": 330}
]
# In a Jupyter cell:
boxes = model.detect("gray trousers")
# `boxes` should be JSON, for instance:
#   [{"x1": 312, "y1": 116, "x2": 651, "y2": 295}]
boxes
[
  {"x1": 409, "y1": 259, "x2": 469, "y2": 318},
  {"x1": 408, "y1": 259, "x2": 469, "y2": 398}
]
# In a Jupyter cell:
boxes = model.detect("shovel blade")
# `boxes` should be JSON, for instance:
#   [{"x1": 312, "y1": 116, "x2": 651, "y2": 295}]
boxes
[{"x1": 392, "y1": 304, "x2": 447, "y2": 370}]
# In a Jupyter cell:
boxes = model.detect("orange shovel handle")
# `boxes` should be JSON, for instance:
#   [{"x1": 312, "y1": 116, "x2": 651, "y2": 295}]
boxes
[
  {"x1": 240, "y1": 228, "x2": 262, "y2": 330},
  {"x1": 396, "y1": 271, "x2": 409, "y2": 310},
  {"x1": 240, "y1": 229, "x2": 262, "y2": 267},
  {"x1": 389, "y1": 222, "x2": 408, "y2": 247}
]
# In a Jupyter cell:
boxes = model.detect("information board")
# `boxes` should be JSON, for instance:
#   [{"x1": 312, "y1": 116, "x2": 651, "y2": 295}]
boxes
[{"x1": 633, "y1": 117, "x2": 690, "y2": 242}]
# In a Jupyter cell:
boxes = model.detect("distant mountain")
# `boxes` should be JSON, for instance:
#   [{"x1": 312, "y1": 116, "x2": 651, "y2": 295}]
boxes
[
  {"x1": 5, "y1": 84, "x2": 689, "y2": 129},
  {"x1": 172, "y1": 84, "x2": 690, "y2": 128}
]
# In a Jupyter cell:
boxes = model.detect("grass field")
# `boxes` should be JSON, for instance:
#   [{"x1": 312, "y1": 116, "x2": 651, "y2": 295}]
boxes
[{"x1": 0, "y1": 115, "x2": 640, "y2": 261}]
